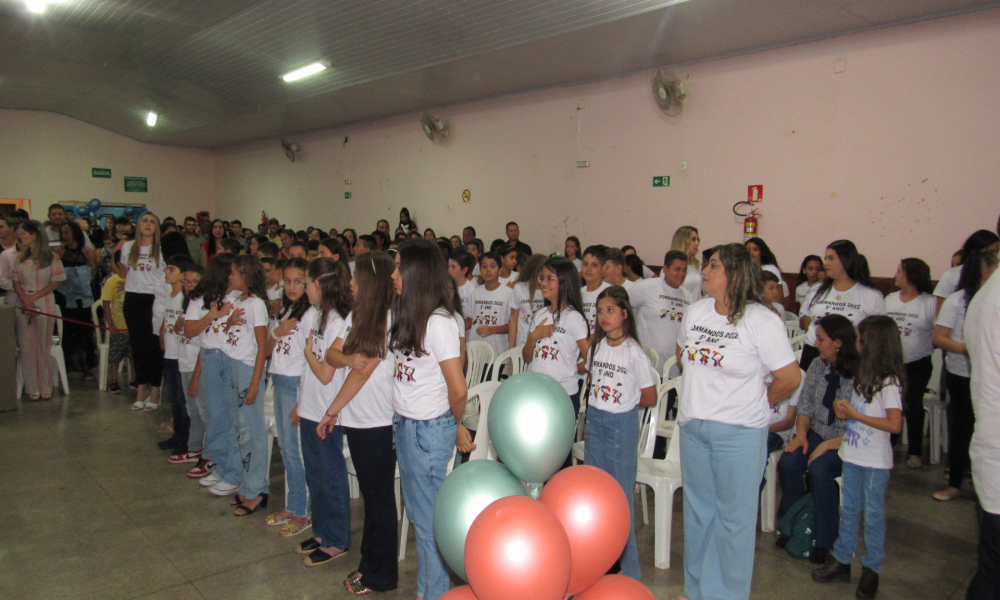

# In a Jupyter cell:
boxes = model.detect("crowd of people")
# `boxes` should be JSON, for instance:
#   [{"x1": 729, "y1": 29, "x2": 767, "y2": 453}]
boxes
[{"x1": 0, "y1": 202, "x2": 998, "y2": 600}]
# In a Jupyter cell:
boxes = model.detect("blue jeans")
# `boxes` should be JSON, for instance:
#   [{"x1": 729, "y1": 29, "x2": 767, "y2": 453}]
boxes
[
  {"x1": 300, "y1": 418, "x2": 351, "y2": 551},
  {"x1": 584, "y1": 406, "x2": 640, "y2": 581},
  {"x1": 271, "y1": 374, "x2": 309, "y2": 517},
  {"x1": 833, "y1": 462, "x2": 890, "y2": 572},
  {"x1": 777, "y1": 428, "x2": 843, "y2": 548},
  {"x1": 230, "y1": 358, "x2": 269, "y2": 499},
  {"x1": 680, "y1": 419, "x2": 767, "y2": 600},
  {"x1": 180, "y1": 370, "x2": 206, "y2": 453},
  {"x1": 199, "y1": 349, "x2": 240, "y2": 485},
  {"x1": 394, "y1": 412, "x2": 457, "y2": 600}
]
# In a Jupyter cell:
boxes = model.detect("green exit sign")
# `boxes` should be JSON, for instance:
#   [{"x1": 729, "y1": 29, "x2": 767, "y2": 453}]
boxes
[
  {"x1": 345, "y1": 192, "x2": 352, "y2": 199},
  {"x1": 653, "y1": 176, "x2": 670, "y2": 187},
  {"x1": 92, "y1": 168, "x2": 111, "y2": 178}
]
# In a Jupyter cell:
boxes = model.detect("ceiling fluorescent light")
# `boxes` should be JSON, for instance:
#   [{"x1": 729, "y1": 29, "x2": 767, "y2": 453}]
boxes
[
  {"x1": 281, "y1": 61, "x2": 330, "y2": 83},
  {"x1": 25, "y1": 0, "x2": 48, "y2": 13},
  {"x1": 146, "y1": 111, "x2": 158, "y2": 127}
]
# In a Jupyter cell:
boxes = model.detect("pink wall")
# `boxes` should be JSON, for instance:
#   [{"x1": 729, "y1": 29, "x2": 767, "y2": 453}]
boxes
[
  {"x1": 215, "y1": 8, "x2": 1000, "y2": 278},
  {"x1": 0, "y1": 110, "x2": 215, "y2": 220}
]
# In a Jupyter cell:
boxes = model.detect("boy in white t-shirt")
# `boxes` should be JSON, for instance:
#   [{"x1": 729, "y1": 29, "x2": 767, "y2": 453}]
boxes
[
  {"x1": 469, "y1": 252, "x2": 513, "y2": 359},
  {"x1": 628, "y1": 250, "x2": 692, "y2": 374},
  {"x1": 580, "y1": 245, "x2": 610, "y2": 332},
  {"x1": 762, "y1": 270, "x2": 787, "y2": 315},
  {"x1": 601, "y1": 248, "x2": 634, "y2": 291}
]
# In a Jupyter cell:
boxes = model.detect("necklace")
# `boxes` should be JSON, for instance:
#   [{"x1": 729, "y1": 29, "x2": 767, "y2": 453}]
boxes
[{"x1": 606, "y1": 332, "x2": 626, "y2": 342}]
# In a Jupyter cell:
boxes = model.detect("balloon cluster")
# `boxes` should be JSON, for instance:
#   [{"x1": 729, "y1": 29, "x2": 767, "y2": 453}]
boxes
[{"x1": 434, "y1": 372, "x2": 657, "y2": 600}]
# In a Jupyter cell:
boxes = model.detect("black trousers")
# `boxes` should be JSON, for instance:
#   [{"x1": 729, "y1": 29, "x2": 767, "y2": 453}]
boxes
[
  {"x1": 946, "y1": 371, "x2": 974, "y2": 489},
  {"x1": 903, "y1": 355, "x2": 934, "y2": 456},
  {"x1": 967, "y1": 501, "x2": 1000, "y2": 600},
  {"x1": 123, "y1": 292, "x2": 163, "y2": 387},
  {"x1": 344, "y1": 425, "x2": 398, "y2": 592}
]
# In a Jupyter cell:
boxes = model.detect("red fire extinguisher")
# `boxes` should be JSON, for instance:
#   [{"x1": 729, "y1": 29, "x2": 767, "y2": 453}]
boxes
[{"x1": 743, "y1": 208, "x2": 760, "y2": 241}]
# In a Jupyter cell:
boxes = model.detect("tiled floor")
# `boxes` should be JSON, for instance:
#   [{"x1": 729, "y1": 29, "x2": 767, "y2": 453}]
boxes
[{"x1": 0, "y1": 381, "x2": 981, "y2": 600}]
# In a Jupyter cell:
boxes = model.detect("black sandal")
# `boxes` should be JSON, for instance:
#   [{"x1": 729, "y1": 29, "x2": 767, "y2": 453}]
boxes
[{"x1": 234, "y1": 494, "x2": 268, "y2": 517}]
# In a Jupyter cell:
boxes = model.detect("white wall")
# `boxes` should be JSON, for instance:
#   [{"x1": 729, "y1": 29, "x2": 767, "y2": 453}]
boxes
[
  {"x1": 214, "y1": 9, "x2": 1000, "y2": 278},
  {"x1": 0, "y1": 109, "x2": 215, "y2": 220}
]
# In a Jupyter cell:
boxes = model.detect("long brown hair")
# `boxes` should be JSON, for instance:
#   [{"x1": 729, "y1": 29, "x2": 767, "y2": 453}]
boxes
[
  {"x1": 588, "y1": 285, "x2": 640, "y2": 373},
  {"x1": 344, "y1": 252, "x2": 395, "y2": 359},
  {"x1": 711, "y1": 243, "x2": 775, "y2": 325},
  {"x1": 390, "y1": 240, "x2": 455, "y2": 356},
  {"x1": 232, "y1": 255, "x2": 271, "y2": 317},
  {"x1": 516, "y1": 253, "x2": 548, "y2": 301},
  {"x1": 309, "y1": 258, "x2": 352, "y2": 334},
  {"x1": 17, "y1": 220, "x2": 54, "y2": 268},
  {"x1": 127, "y1": 212, "x2": 162, "y2": 269},
  {"x1": 854, "y1": 315, "x2": 905, "y2": 402}
]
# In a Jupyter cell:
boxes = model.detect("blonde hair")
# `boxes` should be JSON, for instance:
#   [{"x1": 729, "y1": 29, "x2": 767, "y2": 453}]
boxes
[
  {"x1": 712, "y1": 243, "x2": 776, "y2": 325},
  {"x1": 17, "y1": 220, "x2": 54, "y2": 268},
  {"x1": 127, "y1": 212, "x2": 162, "y2": 269},
  {"x1": 670, "y1": 226, "x2": 700, "y2": 268}
]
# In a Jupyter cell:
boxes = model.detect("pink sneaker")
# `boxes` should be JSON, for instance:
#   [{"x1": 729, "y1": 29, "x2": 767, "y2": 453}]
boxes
[{"x1": 168, "y1": 450, "x2": 202, "y2": 465}]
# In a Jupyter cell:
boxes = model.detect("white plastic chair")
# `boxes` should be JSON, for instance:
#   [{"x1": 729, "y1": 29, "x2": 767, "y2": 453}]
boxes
[
  {"x1": 661, "y1": 355, "x2": 678, "y2": 382},
  {"x1": 467, "y1": 382, "x2": 503, "y2": 462},
  {"x1": 784, "y1": 311, "x2": 799, "y2": 323},
  {"x1": 641, "y1": 344, "x2": 659, "y2": 370},
  {"x1": 760, "y1": 449, "x2": 784, "y2": 533},
  {"x1": 92, "y1": 303, "x2": 131, "y2": 391},
  {"x1": 50, "y1": 306, "x2": 69, "y2": 395},
  {"x1": 464, "y1": 341, "x2": 494, "y2": 389},
  {"x1": 789, "y1": 333, "x2": 807, "y2": 352},
  {"x1": 488, "y1": 346, "x2": 526, "y2": 383},
  {"x1": 923, "y1": 351, "x2": 948, "y2": 464},
  {"x1": 635, "y1": 377, "x2": 683, "y2": 570},
  {"x1": 642, "y1": 375, "x2": 681, "y2": 523}
]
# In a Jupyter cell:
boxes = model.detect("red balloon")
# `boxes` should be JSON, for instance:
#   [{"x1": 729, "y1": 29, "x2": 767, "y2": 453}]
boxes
[
  {"x1": 574, "y1": 574, "x2": 657, "y2": 600},
  {"x1": 440, "y1": 585, "x2": 480, "y2": 600},
  {"x1": 538, "y1": 465, "x2": 631, "y2": 594},
  {"x1": 464, "y1": 496, "x2": 571, "y2": 600}
]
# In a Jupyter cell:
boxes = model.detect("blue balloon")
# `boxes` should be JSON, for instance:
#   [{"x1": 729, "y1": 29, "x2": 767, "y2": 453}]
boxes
[
  {"x1": 88, "y1": 198, "x2": 101, "y2": 211},
  {"x1": 76, "y1": 206, "x2": 90, "y2": 218}
]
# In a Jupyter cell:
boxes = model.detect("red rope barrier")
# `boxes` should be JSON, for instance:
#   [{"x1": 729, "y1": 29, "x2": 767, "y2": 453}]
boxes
[{"x1": 16, "y1": 306, "x2": 112, "y2": 331}]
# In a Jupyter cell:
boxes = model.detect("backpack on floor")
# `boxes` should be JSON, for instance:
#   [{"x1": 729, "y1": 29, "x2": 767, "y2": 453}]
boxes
[{"x1": 777, "y1": 493, "x2": 816, "y2": 559}]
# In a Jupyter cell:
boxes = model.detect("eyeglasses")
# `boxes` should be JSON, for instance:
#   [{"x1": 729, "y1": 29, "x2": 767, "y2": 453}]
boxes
[{"x1": 536, "y1": 276, "x2": 558, "y2": 284}]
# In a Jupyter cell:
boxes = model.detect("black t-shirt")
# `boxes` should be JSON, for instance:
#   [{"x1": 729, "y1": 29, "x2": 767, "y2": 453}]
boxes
[{"x1": 508, "y1": 240, "x2": 532, "y2": 255}]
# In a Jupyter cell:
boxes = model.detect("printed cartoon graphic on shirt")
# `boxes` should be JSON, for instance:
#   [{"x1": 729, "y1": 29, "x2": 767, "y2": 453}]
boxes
[
  {"x1": 660, "y1": 307, "x2": 684, "y2": 322},
  {"x1": 472, "y1": 298, "x2": 507, "y2": 328},
  {"x1": 682, "y1": 324, "x2": 736, "y2": 370},
  {"x1": 590, "y1": 359, "x2": 627, "y2": 405},
  {"x1": 395, "y1": 353, "x2": 416, "y2": 382},
  {"x1": 311, "y1": 328, "x2": 326, "y2": 361},
  {"x1": 887, "y1": 308, "x2": 919, "y2": 337},
  {"x1": 535, "y1": 339, "x2": 561, "y2": 361}
]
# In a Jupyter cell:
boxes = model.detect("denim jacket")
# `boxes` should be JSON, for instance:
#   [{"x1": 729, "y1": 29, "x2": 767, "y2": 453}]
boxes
[{"x1": 59, "y1": 264, "x2": 94, "y2": 309}]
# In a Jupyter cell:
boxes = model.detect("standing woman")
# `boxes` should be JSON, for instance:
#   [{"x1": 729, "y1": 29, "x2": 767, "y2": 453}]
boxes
[
  {"x1": 200, "y1": 219, "x2": 228, "y2": 267},
  {"x1": 508, "y1": 253, "x2": 548, "y2": 349},
  {"x1": 317, "y1": 251, "x2": 400, "y2": 595},
  {"x1": 671, "y1": 225, "x2": 703, "y2": 300},
  {"x1": 885, "y1": 258, "x2": 937, "y2": 468},
  {"x1": 675, "y1": 243, "x2": 800, "y2": 600},
  {"x1": 113, "y1": 212, "x2": 165, "y2": 408},
  {"x1": 933, "y1": 250, "x2": 998, "y2": 501},
  {"x1": 798, "y1": 240, "x2": 885, "y2": 371},
  {"x1": 745, "y1": 236, "x2": 788, "y2": 304},
  {"x1": 12, "y1": 221, "x2": 66, "y2": 400},
  {"x1": 58, "y1": 221, "x2": 98, "y2": 378},
  {"x1": 389, "y1": 240, "x2": 472, "y2": 600}
]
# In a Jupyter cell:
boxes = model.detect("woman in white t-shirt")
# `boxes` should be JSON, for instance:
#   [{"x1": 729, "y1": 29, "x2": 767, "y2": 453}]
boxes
[
  {"x1": 932, "y1": 229, "x2": 999, "y2": 311},
  {"x1": 745, "y1": 236, "x2": 789, "y2": 304},
  {"x1": 584, "y1": 286, "x2": 656, "y2": 582},
  {"x1": 223, "y1": 256, "x2": 271, "y2": 516},
  {"x1": 799, "y1": 240, "x2": 886, "y2": 371},
  {"x1": 314, "y1": 252, "x2": 399, "y2": 595},
  {"x1": 814, "y1": 316, "x2": 904, "y2": 598},
  {"x1": 675, "y1": 243, "x2": 800, "y2": 600},
  {"x1": 670, "y1": 225, "x2": 703, "y2": 300},
  {"x1": 885, "y1": 258, "x2": 938, "y2": 468},
  {"x1": 112, "y1": 212, "x2": 166, "y2": 409},
  {"x1": 932, "y1": 250, "x2": 997, "y2": 501},
  {"x1": 389, "y1": 240, "x2": 472, "y2": 600},
  {"x1": 524, "y1": 257, "x2": 591, "y2": 416},
  {"x1": 297, "y1": 258, "x2": 353, "y2": 566},
  {"x1": 262, "y1": 257, "x2": 312, "y2": 535},
  {"x1": 564, "y1": 236, "x2": 582, "y2": 274}
]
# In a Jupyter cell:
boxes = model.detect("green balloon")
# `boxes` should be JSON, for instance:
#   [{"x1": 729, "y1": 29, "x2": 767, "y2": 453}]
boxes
[
  {"x1": 487, "y1": 371, "x2": 577, "y2": 486},
  {"x1": 433, "y1": 459, "x2": 528, "y2": 580}
]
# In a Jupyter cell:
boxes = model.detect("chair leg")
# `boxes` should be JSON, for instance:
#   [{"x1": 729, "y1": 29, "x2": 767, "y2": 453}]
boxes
[
  {"x1": 641, "y1": 485, "x2": 649, "y2": 525},
  {"x1": 929, "y1": 406, "x2": 941, "y2": 465},
  {"x1": 761, "y1": 456, "x2": 777, "y2": 533},
  {"x1": 98, "y1": 347, "x2": 108, "y2": 390},
  {"x1": 652, "y1": 485, "x2": 673, "y2": 569},
  {"x1": 398, "y1": 508, "x2": 410, "y2": 562},
  {"x1": 349, "y1": 473, "x2": 360, "y2": 499}
]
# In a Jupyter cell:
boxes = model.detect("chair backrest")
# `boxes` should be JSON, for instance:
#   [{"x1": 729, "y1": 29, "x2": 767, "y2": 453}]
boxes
[
  {"x1": 465, "y1": 341, "x2": 495, "y2": 388},
  {"x1": 789, "y1": 333, "x2": 807, "y2": 351},
  {"x1": 91, "y1": 303, "x2": 107, "y2": 345},
  {"x1": 648, "y1": 364, "x2": 661, "y2": 389},
  {"x1": 661, "y1": 354, "x2": 678, "y2": 381},
  {"x1": 488, "y1": 345, "x2": 526, "y2": 382},
  {"x1": 928, "y1": 350, "x2": 943, "y2": 394},
  {"x1": 646, "y1": 375, "x2": 681, "y2": 459},
  {"x1": 641, "y1": 344, "x2": 659, "y2": 370},
  {"x1": 662, "y1": 416, "x2": 681, "y2": 466},
  {"x1": 638, "y1": 376, "x2": 670, "y2": 458},
  {"x1": 784, "y1": 311, "x2": 799, "y2": 323},
  {"x1": 467, "y1": 381, "x2": 503, "y2": 461},
  {"x1": 52, "y1": 305, "x2": 63, "y2": 347},
  {"x1": 786, "y1": 324, "x2": 803, "y2": 339}
]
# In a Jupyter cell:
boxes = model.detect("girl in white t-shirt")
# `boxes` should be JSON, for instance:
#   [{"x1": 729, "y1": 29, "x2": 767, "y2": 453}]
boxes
[
  {"x1": 676, "y1": 243, "x2": 800, "y2": 600},
  {"x1": 745, "y1": 236, "x2": 788, "y2": 303},
  {"x1": 389, "y1": 240, "x2": 472, "y2": 600},
  {"x1": 315, "y1": 251, "x2": 399, "y2": 595},
  {"x1": 564, "y1": 236, "x2": 582, "y2": 275},
  {"x1": 795, "y1": 255, "x2": 823, "y2": 308},
  {"x1": 932, "y1": 250, "x2": 997, "y2": 501},
  {"x1": 447, "y1": 251, "x2": 477, "y2": 336},
  {"x1": 932, "y1": 230, "x2": 999, "y2": 310},
  {"x1": 298, "y1": 258, "x2": 353, "y2": 566},
  {"x1": 508, "y1": 254, "x2": 547, "y2": 349},
  {"x1": 468, "y1": 252, "x2": 513, "y2": 358},
  {"x1": 261, "y1": 257, "x2": 312, "y2": 535},
  {"x1": 799, "y1": 240, "x2": 885, "y2": 371},
  {"x1": 584, "y1": 286, "x2": 656, "y2": 582},
  {"x1": 886, "y1": 258, "x2": 938, "y2": 468},
  {"x1": 817, "y1": 316, "x2": 904, "y2": 598},
  {"x1": 524, "y1": 257, "x2": 591, "y2": 416},
  {"x1": 112, "y1": 212, "x2": 165, "y2": 409},
  {"x1": 223, "y1": 255, "x2": 271, "y2": 516}
]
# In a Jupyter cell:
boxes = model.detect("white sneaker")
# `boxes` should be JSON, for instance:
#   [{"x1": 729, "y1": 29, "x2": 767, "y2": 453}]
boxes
[
  {"x1": 209, "y1": 480, "x2": 240, "y2": 496},
  {"x1": 131, "y1": 400, "x2": 146, "y2": 411},
  {"x1": 198, "y1": 472, "x2": 222, "y2": 487}
]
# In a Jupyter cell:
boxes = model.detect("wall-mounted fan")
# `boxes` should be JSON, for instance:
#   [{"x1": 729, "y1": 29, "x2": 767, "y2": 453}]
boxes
[
  {"x1": 651, "y1": 70, "x2": 688, "y2": 117},
  {"x1": 420, "y1": 113, "x2": 449, "y2": 144},
  {"x1": 281, "y1": 137, "x2": 301, "y2": 162}
]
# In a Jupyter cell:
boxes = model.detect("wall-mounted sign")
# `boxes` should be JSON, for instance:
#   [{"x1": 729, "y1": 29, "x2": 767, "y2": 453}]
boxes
[
  {"x1": 653, "y1": 176, "x2": 670, "y2": 187},
  {"x1": 92, "y1": 168, "x2": 111, "y2": 178},
  {"x1": 748, "y1": 185, "x2": 763, "y2": 202},
  {"x1": 345, "y1": 192, "x2": 352, "y2": 199},
  {"x1": 124, "y1": 177, "x2": 147, "y2": 193},
  {"x1": 462, "y1": 189, "x2": 471, "y2": 203}
]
